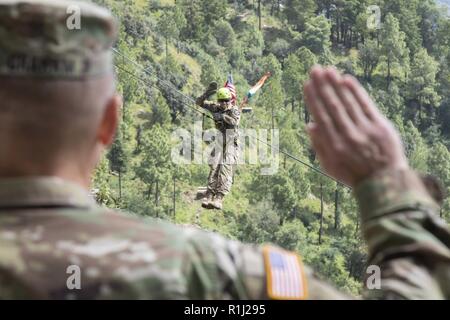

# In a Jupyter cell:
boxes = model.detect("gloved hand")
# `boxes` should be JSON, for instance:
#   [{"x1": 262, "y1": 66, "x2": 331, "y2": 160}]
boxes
[
  {"x1": 204, "y1": 81, "x2": 218, "y2": 97},
  {"x1": 213, "y1": 112, "x2": 223, "y2": 121}
]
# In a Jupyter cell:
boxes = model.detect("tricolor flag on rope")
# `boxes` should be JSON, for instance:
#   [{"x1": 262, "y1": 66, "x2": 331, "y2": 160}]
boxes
[
  {"x1": 224, "y1": 73, "x2": 237, "y2": 106},
  {"x1": 240, "y1": 72, "x2": 271, "y2": 109}
]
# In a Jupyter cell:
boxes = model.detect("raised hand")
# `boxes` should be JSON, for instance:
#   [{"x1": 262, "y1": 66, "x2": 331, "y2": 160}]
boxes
[{"x1": 304, "y1": 66, "x2": 408, "y2": 188}]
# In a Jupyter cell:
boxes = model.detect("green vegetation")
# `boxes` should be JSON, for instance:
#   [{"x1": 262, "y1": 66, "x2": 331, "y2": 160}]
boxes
[{"x1": 92, "y1": 0, "x2": 450, "y2": 296}]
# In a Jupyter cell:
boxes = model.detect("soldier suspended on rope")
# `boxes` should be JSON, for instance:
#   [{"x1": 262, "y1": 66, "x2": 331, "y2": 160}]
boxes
[{"x1": 196, "y1": 82, "x2": 241, "y2": 210}]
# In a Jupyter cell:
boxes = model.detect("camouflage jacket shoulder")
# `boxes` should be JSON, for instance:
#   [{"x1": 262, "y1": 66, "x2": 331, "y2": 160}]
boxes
[
  {"x1": 0, "y1": 177, "x2": 348, "y2": 300},
  {"x1": 0, "y1": 178, "x2": 269, "y2": 298},
  {"x1": 355, "y1": 169, "x2": 450, "y2": 299},
  {"x1": 201, "y1": 101, "x2": 241, "y2": 129}
]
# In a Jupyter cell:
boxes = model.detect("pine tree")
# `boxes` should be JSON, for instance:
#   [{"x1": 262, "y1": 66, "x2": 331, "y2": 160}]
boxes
[
  {"x1": 359, "y1": 39, "x2": 379, "y2": 81},
  {"x1": 406, "y1": 48, "x2": 441, "y2": 127},
  {"x1": 302, "y1": 15, "x2": 332, "y2": 62},
  {"x1": 380, "y1": 14, "x2": 409, "y2": 88},
  {"x1": 284, "y1": 0, "x2": 317, "y2": 32}
]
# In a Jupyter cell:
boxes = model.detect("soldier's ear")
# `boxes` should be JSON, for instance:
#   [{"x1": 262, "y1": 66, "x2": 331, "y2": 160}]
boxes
[{"x1": 97, "y1": 94, "x2": 121, "y2": 146}]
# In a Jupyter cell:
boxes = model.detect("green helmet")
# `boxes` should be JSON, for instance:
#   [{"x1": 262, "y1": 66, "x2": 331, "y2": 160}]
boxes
[{"x1": 217, "y1": 87, "x2": 232, "y2": 101}]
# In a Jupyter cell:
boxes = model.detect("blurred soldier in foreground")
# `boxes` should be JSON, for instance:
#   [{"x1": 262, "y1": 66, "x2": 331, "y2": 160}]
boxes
[
  {"x1": 196, "y1": 85, "x2": 240, "y2": 210},
  {"x1": 0, "y1": 0, "x2": 449, "y2": 300},
  {"x1": 304, "y1": 66, "x2": 450, "y2": 299}
]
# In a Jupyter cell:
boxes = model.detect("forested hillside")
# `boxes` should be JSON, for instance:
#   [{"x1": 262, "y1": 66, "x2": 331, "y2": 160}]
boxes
[{"x1": 91, "y1": 0, "x2": 450, "y2": 295}]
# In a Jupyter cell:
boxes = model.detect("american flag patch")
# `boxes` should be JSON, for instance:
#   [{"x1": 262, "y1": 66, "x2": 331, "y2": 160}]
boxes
[{"x1": 263, "y1": 246, "x2": 308, "y2": 300}]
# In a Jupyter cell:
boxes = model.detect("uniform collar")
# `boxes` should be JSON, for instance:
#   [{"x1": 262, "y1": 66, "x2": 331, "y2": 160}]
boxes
[{"x1": 0, "y1": 177, "x2": 97, "y2": 209}]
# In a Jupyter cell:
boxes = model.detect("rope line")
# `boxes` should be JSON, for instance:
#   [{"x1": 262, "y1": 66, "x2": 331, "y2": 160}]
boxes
[
  {"x1": 115, "y1": 63, "x2": 211, "y2": 119},
  {"x1": 113, "y1": 49, "x2": 351, "y2": 189}
]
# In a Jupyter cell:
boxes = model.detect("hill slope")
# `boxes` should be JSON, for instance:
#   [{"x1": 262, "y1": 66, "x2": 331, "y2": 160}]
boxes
[{"x1": 93, "y1": 0, "x2": 450, "y2": 295}]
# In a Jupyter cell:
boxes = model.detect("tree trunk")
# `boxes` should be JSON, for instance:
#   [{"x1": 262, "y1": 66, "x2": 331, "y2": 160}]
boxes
[
  {"x1": 173, "y1": 176, "x2": 176, "y2": 217},
  {"x1": 122, "y1": 98, "x2": 126, "y2": 122},
  {"x1": 349, "y1": 27, "x2": 354, "y2": 47},
  {"x1": 319, "y1": 182, "x2": 324, "y2": 245},
  {"x1": 118, "y1": 168, "x2": 122, "y2": 199},
  {"x1": 136, "y1": 125, "x2": 142, "y2": 152},
  {"x1": 147, "y1": 185, "x2": 152, "y2": 200},
  {"x1": 355, "y1": 219, "x2": 360, "y2": 237},
  {"x1": 304, "y1": 106, "x2": 310, "y2": 124},
  {"x1": 418, "y1": 102, "x2": 422, "y2": 122},
  {"x1": 258, "y1": 0, "x2": 262, "y2": 31},
  {"x1": 369, "y1": 64, "x2": 376, "y2": 82},
  {"x1": 334, "y1": 187, "x2": 340, "y2": 230},
  {"x1": 335, "y1": 18, "x2": 340, "y2": 44},
  {"x1": 271, "y1": 105, "x2": 275, "y2": 130},
  {"x1": 341, "y1": 26, "x2": 347, "y2": 47},
  {"x1": 155, "y1": 179, "x2": 159, "y2": 207},
  {"x1": 387, "y1": 59, "x2": 391, "y2": 89},
  {"x1": 165, "y1": 38, "x2": 169, "y2": 64}
]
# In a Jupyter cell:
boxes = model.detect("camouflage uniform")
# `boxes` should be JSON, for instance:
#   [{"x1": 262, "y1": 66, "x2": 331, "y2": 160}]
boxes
[
  {"x1": 1, "y1": 171, "x2": 449, "y2": 299},
  {"x1": 197, "y1": 98, "x2": 241, "y2": 197},
  {"x1": 356, "y1": 169, "x2": 450, "y2": 299},
  {"x1": 0, "y1": 177, "x2": 347, "y2": 299},
  {"x1": 1, "y1": 0, "x2": 450, "y2": 300}
]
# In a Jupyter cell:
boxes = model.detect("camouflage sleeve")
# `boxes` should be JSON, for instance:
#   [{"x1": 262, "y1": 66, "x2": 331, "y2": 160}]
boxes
[
  {"x1": 184, "y1": 229, "x2": 351, "y2": 300},
  {"x1": 355, "y1": 169, "x2": 450, "y2": 299},
  {"x1": 223, "y1": 107, "x2": 240, "y2": 127},
  {"x1": 200, "y1": 101, "x2": 220, "y2": 113},
  {"x1": 183, "y1": 230, "x2": 267, "y2": 299}
]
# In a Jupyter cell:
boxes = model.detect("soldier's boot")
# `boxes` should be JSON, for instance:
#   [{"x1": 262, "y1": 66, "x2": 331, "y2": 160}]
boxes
[
  {"x1": 210, "y1": 193, "x2": 224, "y2": 210},
  {"x1": 201, "y1": 191, "x2": 214, "y2": 209},
  {"x1": 195, "y1": 188, "x2": 208, "y2": 200}
]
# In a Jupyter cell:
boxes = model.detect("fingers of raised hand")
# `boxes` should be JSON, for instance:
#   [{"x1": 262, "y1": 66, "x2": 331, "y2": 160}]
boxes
[
  {"x1": 309, "y1": 66, "x2": 366, "y2": 146},
  {"x1": 342, "y1": 75, "x2": 381, "y2": 122},
  {"x1": 307, "y1": 123, "x2": 336, "y2": 172},
  {"x1": 325, "y1": 69, "x2": 370, "y2": 128},
  {"x1": 304, "y1": 66, "x2": 409, "y2": 185},
  {"x1": 304, "y1": 78, "x2": 338, "y2": 145},
  {"x1": 307, "y1": 122, "x2": 354, "y2": 185}
]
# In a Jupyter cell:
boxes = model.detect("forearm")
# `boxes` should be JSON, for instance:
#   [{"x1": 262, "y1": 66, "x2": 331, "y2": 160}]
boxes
[
  {"x1": 355, "y1": 169, "x2": 450, "y2": 299},
  {"x1": 222, "y1": 114, "x2": 240, "y2": 126},
  {"x1": 195, "y1": 94, "x2": 207, "y2": 107},
  {"x1": 202, "y1": 101, "x2": 220, "y2": 113}
]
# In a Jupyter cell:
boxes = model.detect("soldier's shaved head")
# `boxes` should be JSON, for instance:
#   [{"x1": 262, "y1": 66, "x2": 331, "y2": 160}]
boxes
[
  {"x1": 0, "y1": 76, "x2": 120, "y2": 187},
  {"x1": 0, "y1": 0, "x2": 119, "y2": 187}
]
